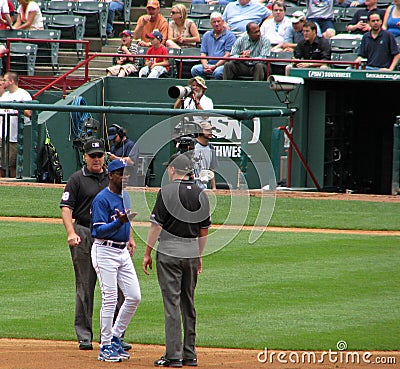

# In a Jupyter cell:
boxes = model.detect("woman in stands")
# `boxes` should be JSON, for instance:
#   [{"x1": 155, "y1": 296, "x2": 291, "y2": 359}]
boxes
[
  {"x1": 383, "y1": 0, "x2": 400, "y2": 37},
  {"x1": 166, "y1": 4, "x2": 200, "y2": 49},
  {"x1": 13, "y1": 0, "x2": 44, "y2": 30}
]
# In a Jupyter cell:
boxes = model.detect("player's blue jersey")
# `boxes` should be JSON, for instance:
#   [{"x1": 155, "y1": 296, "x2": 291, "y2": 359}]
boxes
[{"x1": 91, "y1": 188, "x2": 131, "y2": 242}]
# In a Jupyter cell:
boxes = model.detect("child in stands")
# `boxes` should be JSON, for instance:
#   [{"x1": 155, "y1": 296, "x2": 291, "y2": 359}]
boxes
[{"x1": 138, "y1": 30, "x2": 170, "y2": 78}]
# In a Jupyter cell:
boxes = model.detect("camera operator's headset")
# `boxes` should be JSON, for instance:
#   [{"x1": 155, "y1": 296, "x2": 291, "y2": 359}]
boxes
[{"x1": 111, "y1": 124, "x2": 126, "y2": 139}]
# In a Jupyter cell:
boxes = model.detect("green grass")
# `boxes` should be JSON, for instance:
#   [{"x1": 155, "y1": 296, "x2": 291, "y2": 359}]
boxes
[
  {"x1": 0, "y1": 221, "x2": 399, "y2": 350},
  {"x1": 1, "y1": 185, "x2": 400, "y2": 230}
]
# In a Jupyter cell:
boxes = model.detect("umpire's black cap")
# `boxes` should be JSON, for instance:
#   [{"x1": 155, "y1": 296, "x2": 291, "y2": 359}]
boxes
[
  {"x1": 163, "y1": 153, "x2": 192, "y2": 173},
  {"x1": 84, "y1": 138, "x2": 105, "y2": 154}
]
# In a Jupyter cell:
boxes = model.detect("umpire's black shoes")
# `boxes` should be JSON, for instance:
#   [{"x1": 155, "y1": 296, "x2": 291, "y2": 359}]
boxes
[
  {"x1": 182, "y1": 358, "x2": 198, "y2": 366},
  {"x1": 154, "y1": 356, "x2": 183, "y2": 367},
  {"x1": 121, "y1": 339, "x2": 132, "y2": 351},
  {"x1": 78, "y1": 339, "x2": 93, "y2": 350}
]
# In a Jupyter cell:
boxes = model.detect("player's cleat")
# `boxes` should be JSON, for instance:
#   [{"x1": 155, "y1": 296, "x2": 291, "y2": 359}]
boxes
[
  {"x1": 78, "y1": 339, "x2": 93, "y2": 350},
  {"x1": 98, "y1": 344, "x2": 122, "y2": 362},
  {"x1": 111, "y1": 336, "x2": 130, "y2": 360},
  {"x1": 120, "y1": 339, "x2": 132, "y2": 351},
  {"x1": 154, "y1": 356, "x2": 183, "y2": 367},
  {"x1": 182, "y1": 358, "x2": 198, "y2": 366}
]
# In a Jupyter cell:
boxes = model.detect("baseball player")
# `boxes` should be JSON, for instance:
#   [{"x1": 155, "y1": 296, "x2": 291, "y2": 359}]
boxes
[
  {"x1": 91, "y1": 159, "x2": 141, "y2": 362},
  {"x1": 142, "y1": 153, "x2": 211, "y2": 367}
]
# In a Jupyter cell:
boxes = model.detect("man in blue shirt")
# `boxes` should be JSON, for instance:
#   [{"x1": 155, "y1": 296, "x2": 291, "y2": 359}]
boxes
[
  {"x1": 222, "y1": 0, "x2": 271, "y2": 33},
  {"x1": 91, "y1": 159, "x2": 141, "y2": 362},
  {"x1": 357, "y1": 12, "x2": 400, "y2": 70},
  {"x1": 191, "y1": 12, "x2": 236, "y2": 79}
]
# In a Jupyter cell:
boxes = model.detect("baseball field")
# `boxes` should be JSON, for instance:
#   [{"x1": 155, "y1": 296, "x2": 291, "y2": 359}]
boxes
[{"x1": 0, "y1": 183, "x2": 399, "y2": 369}]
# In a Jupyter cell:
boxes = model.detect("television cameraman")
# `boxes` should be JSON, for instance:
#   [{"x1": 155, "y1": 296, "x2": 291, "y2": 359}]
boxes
[{"x1": 173, "y1": 76, "x2": 213, "y2": 110}]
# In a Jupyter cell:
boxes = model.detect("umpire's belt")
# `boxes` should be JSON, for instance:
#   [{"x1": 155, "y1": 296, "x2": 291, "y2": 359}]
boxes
[{"x1": 96, "y1": 239, "x2": 128, "y2": 250}]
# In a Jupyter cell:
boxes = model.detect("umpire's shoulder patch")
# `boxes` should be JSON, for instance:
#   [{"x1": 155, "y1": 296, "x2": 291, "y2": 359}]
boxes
[{"x1": 62, "y1": 191, "x2": 70, "y2": 201}]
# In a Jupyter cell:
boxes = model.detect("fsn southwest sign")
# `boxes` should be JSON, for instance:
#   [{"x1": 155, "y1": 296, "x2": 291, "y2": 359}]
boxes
[{"x1": 208, "y1": 116, "x2": 261, "y2": 158}]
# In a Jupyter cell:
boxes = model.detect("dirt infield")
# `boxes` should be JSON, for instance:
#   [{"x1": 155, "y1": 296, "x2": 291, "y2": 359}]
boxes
[
  {"x1": 0, "y1": 339, "x2": 398, "y2": 369},
  {"x1": 1, "y1": 182, "x2": 399, "y2": 368}
]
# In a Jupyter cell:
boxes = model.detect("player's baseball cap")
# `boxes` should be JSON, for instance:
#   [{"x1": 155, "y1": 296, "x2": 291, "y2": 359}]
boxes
[
  {"x1": 188, "y1": 76, "x2": 207, "y2": 90},
  {"x1": 84, "y1": 138, "x2": 105, "y2": 154},
  {"x1": 147, "y1": 30, "x2": 163, "y2": 41},
  {"x1": 163, "y1": 153, "x2": 192, "y2": 173},
  {"x1": 108, "y1": 158, "x2": 127, "y2": 173},
  {"x1": 291, "y1": 11, "x2": 306, "y2": 23},
  {"x1": 147, "y1": 0, "x2": 159, "y2": 8},
  {"x1": 200, "y1": 121, "x2": 213, "y2": 130},
  {"x1": 119, "y1": 29, "x2": 133, "y2": 37}
]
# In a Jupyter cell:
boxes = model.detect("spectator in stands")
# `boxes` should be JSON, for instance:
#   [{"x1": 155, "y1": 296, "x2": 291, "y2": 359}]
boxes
[
  {"x1": 133, "y1": 0, "x2": 168, "y2": 47},
  {"x1": 106, "y1": 0, "x2": 124, "y2": 38},
  {"x1": 106, "y1": 30, "x2": 140, "y2": 77},
  {"x1": 138, "y1": 30, "x2": 170, "y2": 78},
  {"x1": 306, "y1": 0, "x2": 335, "y2": 39},
  {"x1": 260, "y1": 1, "x2": 292, "y2": 47},
  {"x1": 191, "y1": 12, "x2": 236, "y2": 79},
  {"x1": 223, "y1": 22, "x2": 270, "y2": 81},
  {"x1": 13, "y1": 0, "x2": 43, "y2": 30},
  {"x1": 334, "y1": 0, "x2": 365, "y2": 8},
  {"x1": 357, "y1": 12, "x2": 400, "y2": 70},
  {"x1": 347, "y1": 0, "x2": 385, "y2": 34},
  {"x1": 0, "y1": 72, "x2": 32, "y2": 178},
  {"x1": 173, "y1": 76, "x2": 214, "y2": 110},
  {"x1": 166, "y1": 4, "x2": 201, "y2": 49},
  {"x1": 192, "y1": 0, "x2": 233, "y2": 5},
  {"x1": 222, "y1": 0, "x2": 271, "y2": 33},
  {"x1": 383, "y1": 0, "x2": 400, "y2": 37},
  {"x1": 285, "y1": 21, "x2": 331, "y2": 75},
  {"x1": 0, "y1": 0, "x2": 15, "y2": 30}
]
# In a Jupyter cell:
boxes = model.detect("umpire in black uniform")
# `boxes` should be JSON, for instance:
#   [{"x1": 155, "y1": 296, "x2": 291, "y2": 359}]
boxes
[
  {"x1": 142, "y1": 153, "x2": 211, "y2": 368},
  {"x1": 60, "y1": 138, "x2": 130, "y2": 351}
]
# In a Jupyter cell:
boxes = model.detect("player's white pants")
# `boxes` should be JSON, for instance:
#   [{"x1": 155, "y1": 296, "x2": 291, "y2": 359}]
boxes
[{"x1": 92, "y1": 241, "x2": 141, "y2": 346}]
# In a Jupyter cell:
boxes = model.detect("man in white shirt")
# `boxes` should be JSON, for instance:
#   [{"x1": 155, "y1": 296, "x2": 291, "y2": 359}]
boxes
[
  {"x1": 173, "y1": 76, "x2": 213, "y2": 110},
  {"x1": 0, "y1": 72, "x2": 32, "y2": 177},
  {"x1": 260, "y1": 1, "x2": 292, "y2": 47}
]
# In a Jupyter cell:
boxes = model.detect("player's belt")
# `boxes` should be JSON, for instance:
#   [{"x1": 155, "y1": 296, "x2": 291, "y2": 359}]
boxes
[{"x1": 96, "y1": 239, "x2": 128, "y2": 250}]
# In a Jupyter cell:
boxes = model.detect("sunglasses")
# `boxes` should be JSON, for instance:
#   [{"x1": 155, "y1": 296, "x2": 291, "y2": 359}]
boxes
[
  {"x1": 88, "y1": 153, "x2": 104, "y2": 159},
  {"x1": 170, "y1": 11, "x2": 179, "y2": 14}
]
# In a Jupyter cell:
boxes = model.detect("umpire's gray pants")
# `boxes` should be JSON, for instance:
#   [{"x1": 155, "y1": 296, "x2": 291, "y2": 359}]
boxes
[
  {"x1": 70, "y1": 224, "x2": 97, "y2": 342},
  {"x1": 156, "y1": 238, "x2": 200, "y2": 361}
]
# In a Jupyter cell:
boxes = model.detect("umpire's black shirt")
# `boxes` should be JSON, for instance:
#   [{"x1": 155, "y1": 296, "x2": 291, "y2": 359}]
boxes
[
  {"x1": 60, "y1": 166, "x2": 109, "y2": 228},
  {"x1": 150, "y1": 179, "x2": 211, "y2": 240}
]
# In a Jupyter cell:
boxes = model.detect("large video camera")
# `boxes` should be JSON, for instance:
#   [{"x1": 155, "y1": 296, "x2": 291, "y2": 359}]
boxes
[
  {"x1": 168, "y1": 85, "x2": 193, "y2": 99},
  {"x1": 72, "y1": 117, "x2": 100, "y2": 152},
  {"x1": 173, "y1": 118, "x2": 201, "y2": 153}
]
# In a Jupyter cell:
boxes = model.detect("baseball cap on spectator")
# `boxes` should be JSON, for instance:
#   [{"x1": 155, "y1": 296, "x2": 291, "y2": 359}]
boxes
[
  {"x1": 84, "y1": 139, "x2": 105, "y2": 154},
  {"x1": 147, "y1": 30, "x2": 163, "y2": 41},
  {"x1": 147, "y1": 0, "x2": 159, "y2": 8},
  {"x1": 108, "y1": 158, "x2": 127, "y2": 173},
  {"x1": 163, "y1": 153, "x2": 192, "y2": 173},
  {"x1": 119, "y1": 29, "x2": 133, "y2": 37},
  {"x1": 291, "y1": 11, "x2": 306, "y2": 23},
  {"x1": 188, "y1": 76, "x2": 207, "y2": 90}
]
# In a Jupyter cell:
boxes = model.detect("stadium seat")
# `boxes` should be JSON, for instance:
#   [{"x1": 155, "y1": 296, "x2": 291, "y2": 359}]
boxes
[
  {"x1": 73, "y1": 1, "x2": 109, "y2": 44},
  {"x1": 331, "y1": 52, "x2": 359, "y2": 69},
  {"x1": 164, "y1": 47, "x2": 181, "y2": 78},
  {"x1": 42, "y1": 1, "x2": 76, "y2": 16},
  {"x1": 0, "y1": 29, "x2": 27, "y2": 43},
  {"x1": 197, "y1": 18, "x2": 212, "y2": 35},
  {"x1": 47, "y1": 15, "x2": 86, "y2": 58},
  {"x1": 115, "y1": 0, "x2": 133, "y2": 30},
  {"x1": 27, "y1": 29, "x2": 61, "y2": 75},
  {"x1": 9, "y1": 42, "x2": 38, "y2": 76},
  {"x1": 285, "y1": 6, "x2": 306, "y2": 16},
  {"x1": 330, "y1": 37, "x2": 361, "y2": 53},
  {"x1": 340, "y1": 8, "x2": 359, "y2": 22},
  {"x1": 189, "y1": 4, "x2": 221, "y2": 19},
  {"x1": 175, "y1": 47, "x2": 200, "y2": 79}
]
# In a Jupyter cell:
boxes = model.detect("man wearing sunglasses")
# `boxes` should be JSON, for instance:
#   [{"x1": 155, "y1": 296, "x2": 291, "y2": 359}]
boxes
[{"x1": 60, "y1": 138, "x2": 131, "y2": 352}]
